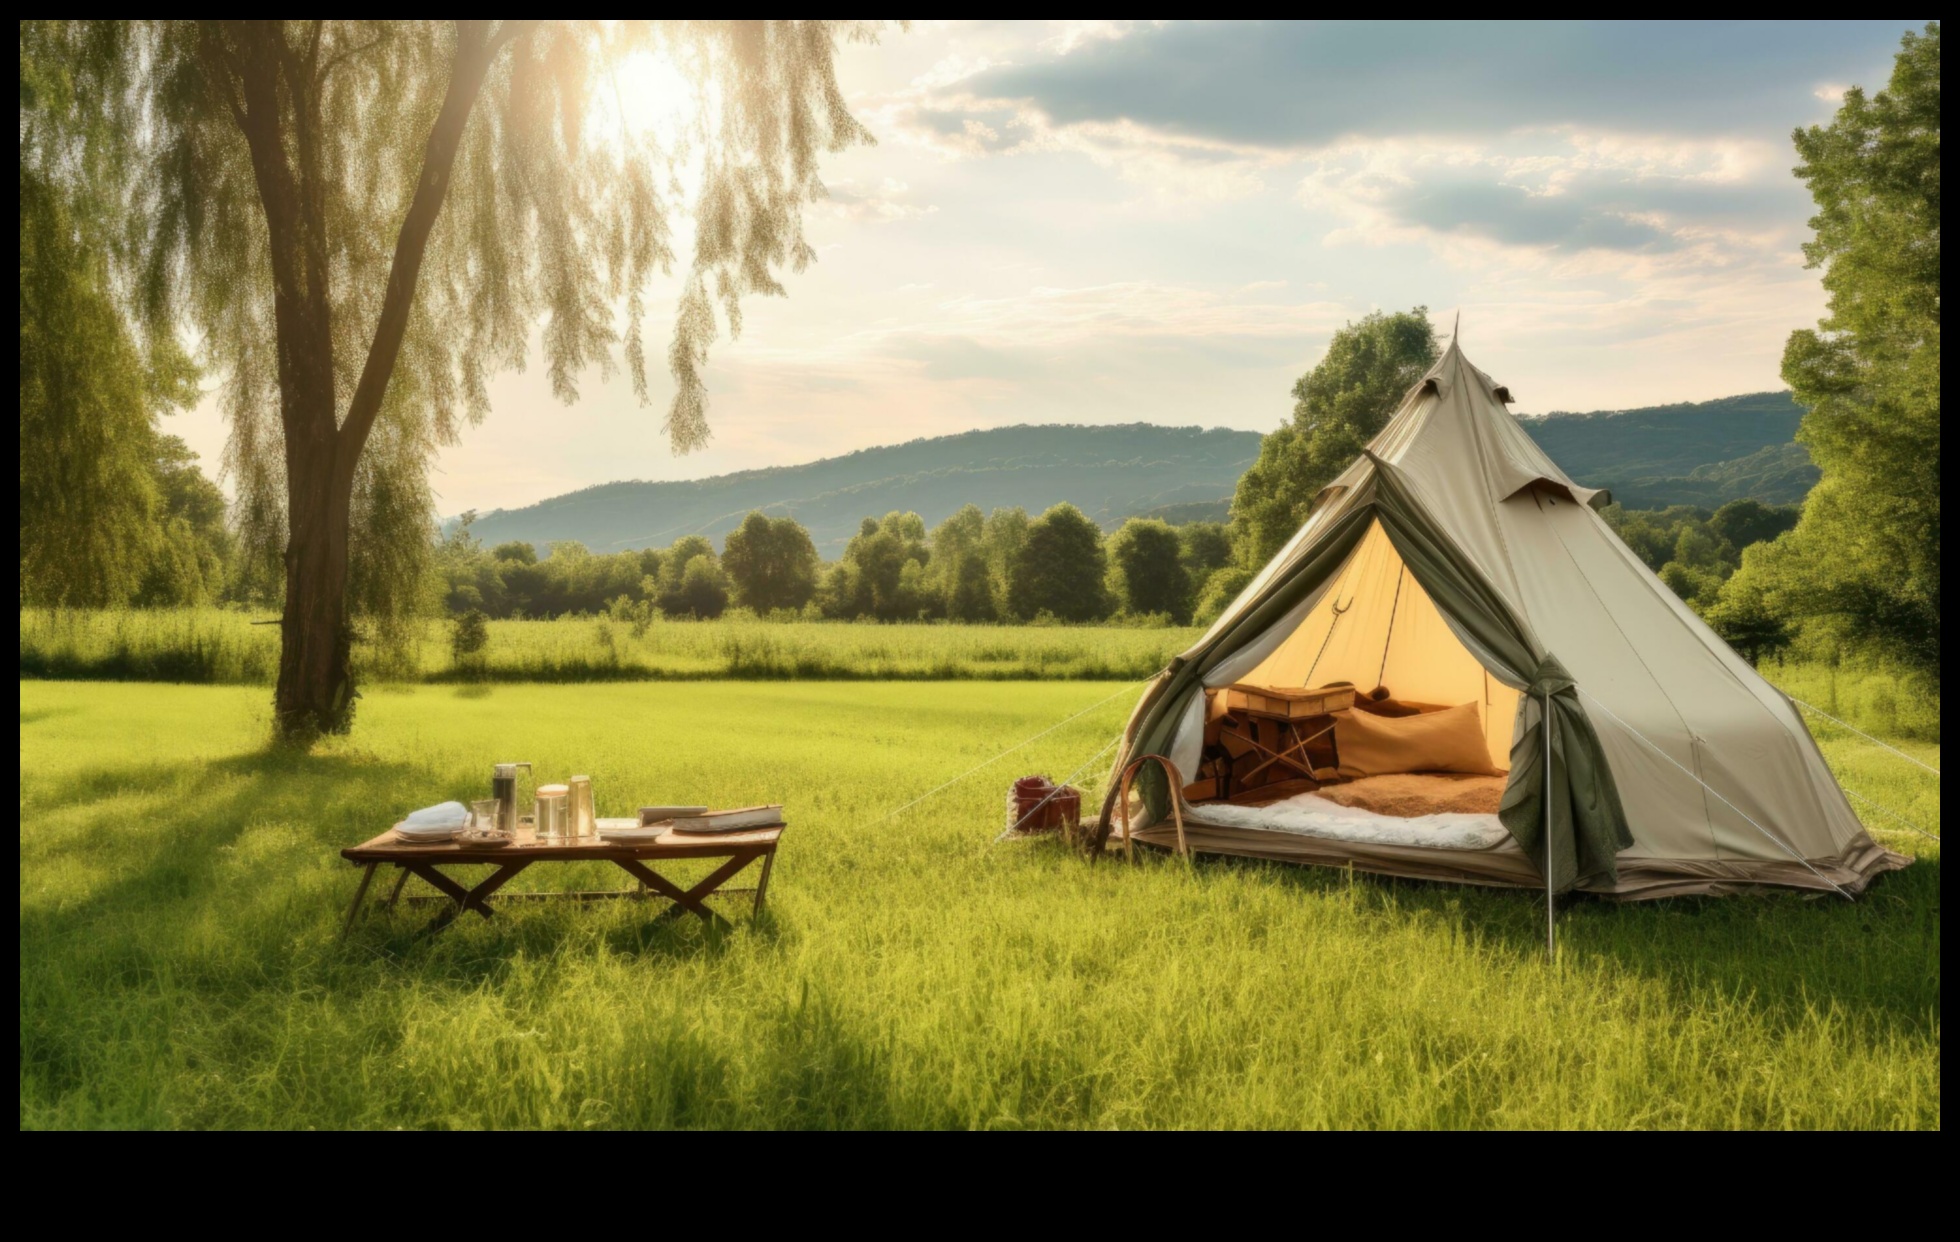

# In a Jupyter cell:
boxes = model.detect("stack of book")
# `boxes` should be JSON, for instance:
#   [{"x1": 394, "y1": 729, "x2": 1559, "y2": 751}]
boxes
[{"x1": 640, "y1": 805, "x2": 785, "y2": 833}]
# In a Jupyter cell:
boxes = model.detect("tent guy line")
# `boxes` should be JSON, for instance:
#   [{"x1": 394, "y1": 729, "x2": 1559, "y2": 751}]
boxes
[
  {"x1": 877, "y1": 678, "x2": 1150, "y2": 826},
  {"x1": 1791, "y1": 699, "x2": 1941, "y2": 777}
]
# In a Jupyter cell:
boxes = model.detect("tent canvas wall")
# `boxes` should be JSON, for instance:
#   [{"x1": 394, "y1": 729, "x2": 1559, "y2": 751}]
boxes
[{"x1": 1107, "y1": 340, "x2": 1907, "y2": 900}]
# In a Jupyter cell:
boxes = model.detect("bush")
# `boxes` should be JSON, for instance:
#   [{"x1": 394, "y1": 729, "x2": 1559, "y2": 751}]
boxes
[
  {"x1": 1192, "y1": 566, "x2": 1255, "y2": 626},
  {"x1": 450, "y1": 609, "x2": 489, "y2": 663}
]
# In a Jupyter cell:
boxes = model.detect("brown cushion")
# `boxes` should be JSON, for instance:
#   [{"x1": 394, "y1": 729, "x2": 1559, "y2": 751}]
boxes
[
  {"x1": 1352, "y1": 696, "x2": 1430, "y2": 718},
  {"x1": 1333, "y1": 701, "x2": 1497, "y2": 777}
]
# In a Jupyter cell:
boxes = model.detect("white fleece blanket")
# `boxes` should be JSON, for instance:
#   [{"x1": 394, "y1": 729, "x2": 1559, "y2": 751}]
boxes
[{"x1": 1188, "y1": 791, "x2": 1509, "y2": 851}]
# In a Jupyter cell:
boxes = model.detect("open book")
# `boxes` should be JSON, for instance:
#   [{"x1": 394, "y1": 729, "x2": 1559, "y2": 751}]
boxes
[{"x1": 663, "y1": 805, "x2": 785, "y2": 834}]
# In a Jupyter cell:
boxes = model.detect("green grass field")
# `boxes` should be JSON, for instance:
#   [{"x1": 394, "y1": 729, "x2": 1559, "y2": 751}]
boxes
[
  {"x1": 18, "y1": 608, "x2": 1202, "y2": 684},
  {"x1": 19, "y1": 676, "x2": 1939, "y2": 1129}
]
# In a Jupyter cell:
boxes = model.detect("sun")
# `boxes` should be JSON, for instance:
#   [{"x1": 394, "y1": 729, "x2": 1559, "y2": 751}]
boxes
[{"x1": 604, "y1": 50, "x2": 699, "y2": 147}]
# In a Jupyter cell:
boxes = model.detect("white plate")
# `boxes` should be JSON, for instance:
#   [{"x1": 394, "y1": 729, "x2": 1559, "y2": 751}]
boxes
[{"x1": 394, "y1": 826, "x2": 459, "y2": 842}]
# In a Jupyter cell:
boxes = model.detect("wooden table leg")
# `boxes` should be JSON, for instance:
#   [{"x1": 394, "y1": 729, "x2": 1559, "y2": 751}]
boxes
[
  {"x1": 752, "y1": 849, "x2": 776, "y2": 915},
  {"x1": 384, "y1": 865, "x2": 411, "y2": 909},
  {"x1": 402, "y1": 860, "x2": 532, "y2": 921},
  {"x1": 340, "y1": 862, "x2": 378, "y2": 941},
  {"x1": 614, "y1": 853, "x2": 757, "y2": 929}
]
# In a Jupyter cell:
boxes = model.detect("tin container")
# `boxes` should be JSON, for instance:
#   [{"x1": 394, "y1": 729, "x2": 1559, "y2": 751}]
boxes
[{"x1": 535, "y1": 783, "x2": 571, "y2": 842}]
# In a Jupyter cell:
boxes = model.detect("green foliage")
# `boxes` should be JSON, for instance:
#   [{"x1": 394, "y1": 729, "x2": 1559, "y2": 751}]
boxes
[
  {"x1": 1703, "y1": 575, "x2": 1793, "y2": 667},
  {"x1": 1176, "y1": 521, "x2": 1233, "y2": 588},
  {"x1": 826, "y1": 512, "x2": 931, "y2": 621},
  {"x1": 18, "y1": 677, "x2": 1938, "y2": 1128},
  {"x1": 450, "y1": 609, "x2": 490, "y2": 663},
  {"x1": 1707, "y1": 498, "x2": 1801, "y2": 551},
  {"x1": 672, "y1": 556, "x2": 731, "y2": 620},
  {"x1": 1742, "y1": 23, "x2": 1941, "y2": 686},
  {"x1": 1009, "y1": 504, "x2": 1108, "y2": 623},
  {"x1": 17, "y1": 165, "x2": 188, "y2": 607},
  {"x1": 1231, "y1": 309, "x2": 1439, "y2": 567},
  {"x1": 1106, "y1": 519, "x2": 1189, "y2": 622},
  {"x1": 1192, "y1": 566, "x2": 1254, "y2": 627},
  {"x1": 1599, "y1": 500, "x2": 1800, "y2": 623},
  {"x1": 720, "y1": 512, "x2": 819, "y2": 614}
]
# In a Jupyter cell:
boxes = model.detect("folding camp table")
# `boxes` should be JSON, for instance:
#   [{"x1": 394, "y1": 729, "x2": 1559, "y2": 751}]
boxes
[
  {"x1": 1211, "y1": 683, "x2": 1354, "y2": 793},
  {"x1": 339, "y1": 820, "x2": 783, "y2": 937}
]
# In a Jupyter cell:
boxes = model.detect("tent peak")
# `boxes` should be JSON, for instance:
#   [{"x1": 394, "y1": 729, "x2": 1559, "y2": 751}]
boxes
[{"x1": 1419, "y1": 335, "x2": 1513, "y2": 402}]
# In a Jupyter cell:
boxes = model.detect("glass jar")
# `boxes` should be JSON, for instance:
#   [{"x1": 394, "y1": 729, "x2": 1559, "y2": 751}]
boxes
[{"x1": 535, "y1": 783, "x2": 570, "y2": 842}]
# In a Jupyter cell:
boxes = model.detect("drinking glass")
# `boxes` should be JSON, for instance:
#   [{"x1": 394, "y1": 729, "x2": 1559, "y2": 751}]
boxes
[{"x1": 470, "y1": 799, "x2": 500, "y2": 832}]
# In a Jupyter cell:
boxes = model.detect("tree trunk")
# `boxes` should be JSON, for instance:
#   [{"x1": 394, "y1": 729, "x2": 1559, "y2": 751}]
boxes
[
  {"x1": 274, "y1": 379, "x2": 359, "y2": 736},
  {"x1": 217, "y1": 20, "x2": 505, "y2": 739}
]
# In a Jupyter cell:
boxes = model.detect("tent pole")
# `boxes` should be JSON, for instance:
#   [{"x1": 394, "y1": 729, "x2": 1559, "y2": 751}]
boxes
[{"x1": 1544, "y1": 688, "x2": 1555, "y2": 962}]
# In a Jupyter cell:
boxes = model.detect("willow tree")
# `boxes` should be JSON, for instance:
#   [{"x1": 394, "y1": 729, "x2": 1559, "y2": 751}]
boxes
[{"x1": 26, "y1": 20, "x2": 876, "y2": 736}]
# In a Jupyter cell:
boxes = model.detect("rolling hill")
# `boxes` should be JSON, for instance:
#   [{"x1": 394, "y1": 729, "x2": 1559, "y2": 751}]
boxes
[
  {"x1": 1519, "y1": 391, "x2": 1816, "y2": 507},
  {"x1": 466, "y1": 424, "x2": 1261, "y2": 556},
  {"x1": 467, "y1": 391, "x2": 1815, "y2": 555}
]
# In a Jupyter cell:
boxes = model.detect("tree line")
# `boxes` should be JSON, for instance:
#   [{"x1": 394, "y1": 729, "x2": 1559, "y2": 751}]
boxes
[{"x1": 434, "y1": 505, "x2": 1240, "y2": 627}]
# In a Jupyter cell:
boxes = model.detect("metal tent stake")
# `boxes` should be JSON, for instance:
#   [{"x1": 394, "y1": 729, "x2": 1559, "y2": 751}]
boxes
[{"x1": 1544, "y1": 688, "x2": 1556, "y2": 962}]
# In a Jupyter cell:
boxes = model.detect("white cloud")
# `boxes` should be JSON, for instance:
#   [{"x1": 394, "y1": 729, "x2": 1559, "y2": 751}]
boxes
[
  {"x1": 821, "y1": 176, "x2": 939, "y2": 223},
  {"x1": 1037, "y1": 20, "x2": 1155, "y2": 56}
]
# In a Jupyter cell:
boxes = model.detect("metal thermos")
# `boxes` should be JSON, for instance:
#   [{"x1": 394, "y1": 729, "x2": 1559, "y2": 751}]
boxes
[{"x1": 492, "y1": 762, "x2": 532, "y2": 833}]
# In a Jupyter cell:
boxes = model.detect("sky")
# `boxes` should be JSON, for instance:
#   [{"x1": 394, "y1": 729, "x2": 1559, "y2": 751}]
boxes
[{"x1": 168, "y1": 19, "x2": 1924, "y2": 516}]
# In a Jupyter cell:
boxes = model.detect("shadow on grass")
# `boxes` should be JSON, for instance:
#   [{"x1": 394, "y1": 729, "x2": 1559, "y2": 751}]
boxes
[
  {"x1": 1154, "y1": 847, "x2": 1940, "y2": 1041},
  {"x1": 19, "y1": 742, "x2": 767, "y2": 975}
]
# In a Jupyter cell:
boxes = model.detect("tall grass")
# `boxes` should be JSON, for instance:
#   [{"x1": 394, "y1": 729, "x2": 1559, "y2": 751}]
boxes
[
  {"x1": 19, "y1": 608, "x2": 1199, "y2": 685},
  {"x1": 19, "y1": 679, "x2": 1939, "y2": 1129}
]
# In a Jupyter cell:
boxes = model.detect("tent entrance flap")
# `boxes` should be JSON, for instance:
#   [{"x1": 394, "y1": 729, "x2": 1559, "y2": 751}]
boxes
[{"x1": 1232, "y1": 519, "x2": 1519, "y2": 772}]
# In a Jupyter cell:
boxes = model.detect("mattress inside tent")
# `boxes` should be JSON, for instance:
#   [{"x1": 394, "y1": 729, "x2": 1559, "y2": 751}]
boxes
[{"x1": 1187, "y1": 773, "x2": 1511, "y2": 851}]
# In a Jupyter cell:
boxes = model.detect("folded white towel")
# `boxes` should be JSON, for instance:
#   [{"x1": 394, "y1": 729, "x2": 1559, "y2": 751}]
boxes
[{"x1": 401, "y1": 801, "x2": 471, "y2": 830}]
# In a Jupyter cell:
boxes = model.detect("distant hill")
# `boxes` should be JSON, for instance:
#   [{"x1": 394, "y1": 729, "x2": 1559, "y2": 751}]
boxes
[
  {"x1": 468, "y1": 391, "x2": 1815, "y2": 556},
  {"x1": 466, "y1": 424, "x2": 1259, "y2": 556},
  {"x1": 1611, "y1": 442, "x2": 1819, "y2": 509},
  {"x1": 1519, "y1": 391, "x2": 1815, "y2": 508}
]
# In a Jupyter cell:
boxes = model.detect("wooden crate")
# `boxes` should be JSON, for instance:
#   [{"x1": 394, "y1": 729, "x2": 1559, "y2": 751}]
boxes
[{"x1": 1222, "y1": 683, "x2": 1356, "y2": 720}]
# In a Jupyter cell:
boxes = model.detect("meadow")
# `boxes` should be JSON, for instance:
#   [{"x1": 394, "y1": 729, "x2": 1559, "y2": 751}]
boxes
[
  {"x1": 18, "y1": 607, "x2": 1202, "y2": 685},
  {"x1": 19, "y1": 674, "x2": 1940, "y2": 1129}
]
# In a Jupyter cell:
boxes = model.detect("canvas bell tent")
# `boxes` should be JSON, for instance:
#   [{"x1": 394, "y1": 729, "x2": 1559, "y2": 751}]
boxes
[{"x1": 1105, "y1": 340, "x2": 1906, "y2": 901}]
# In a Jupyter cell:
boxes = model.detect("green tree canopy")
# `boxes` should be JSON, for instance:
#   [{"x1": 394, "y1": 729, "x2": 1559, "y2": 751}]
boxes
[
  {"x1": 1175, "y1": 521, "x2": 1233, "y2": 589},
  {"x1": 20, "y1": 20, "x2": 879, "y2": 735},
  {"x1": 1009, "y1": 503, "x2": 1107, "y2": 622},
  {"x1": 18, "y1": 161, "x2": 196, "y2": 606},
  {"x1": 927, "y1": 504, "x2": 994, "y2": 621},
  {"x1": 720, "y1": 511, "x2": 819, "y2": 613},
  {"x1": 837, "y1": 511, "x2": 930, "y2": 620},
  {"x1": 671, "y1": 555, "x2": 730, "y2": 620},
  {"x1": 1726, "y1": 23, "x2": 1941, "y2": 684},
  {"x1": 1192, "y1": 566, "x2": 1254, "y2": 627},
  {"x1": 1230, "y1": 308, "x2": 1438, "y2": 567},
  {"x1": 1107, "y1": 518, "x2": 1189, "y2": 621}
]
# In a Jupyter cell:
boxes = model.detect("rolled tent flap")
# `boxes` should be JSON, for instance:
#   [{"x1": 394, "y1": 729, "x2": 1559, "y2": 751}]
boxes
[
  {"x1": 1121, "y1": 455, "x2": 1632, "y2": 892},
  {"x1": 1498, "y1": 657, "x2": 1633, "y2": 892}
]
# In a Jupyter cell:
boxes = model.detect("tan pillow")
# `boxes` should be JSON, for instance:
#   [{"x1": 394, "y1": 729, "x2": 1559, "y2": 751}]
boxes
[{"x1": 1333, "y1": 701, "x2": 1497, "y2": 778}]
